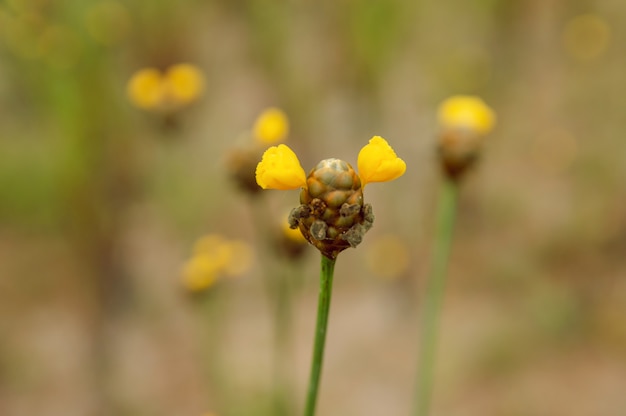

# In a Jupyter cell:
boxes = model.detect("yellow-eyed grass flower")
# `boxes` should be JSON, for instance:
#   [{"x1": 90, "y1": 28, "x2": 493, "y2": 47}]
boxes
[
  {"x1": 256, "y1": 144, "x2": 307, "y2": 190},
  {"x1": 226, "y1": 108, "x2": 291, "y2": 195},
  {"x1": 181, "y1": 234, "x2": 253, "y2": 294},
  {"x1": 436, "y1": 95, "x2": 495, "y2": 180},
  {"x1": 127, "y1": 63, "x2": 205, "y2": 113},
  {"x1": 414, "y1": 98, "x2": 495, "y2": 416},
  {"x1": 256, "y1": 136, "x2": 405, "y2": 416},
  {"x1": 358, "y1": 136, "x2": 407, "y2": 186},
  {"x1": 253, "y1": 107, "x2": 290, "y2": 144}
]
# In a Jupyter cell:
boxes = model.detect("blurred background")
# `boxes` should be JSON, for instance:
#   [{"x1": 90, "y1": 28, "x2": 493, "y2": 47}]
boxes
[{"x1": 1, "y1": 0, "x2": 625, "y2": 415}]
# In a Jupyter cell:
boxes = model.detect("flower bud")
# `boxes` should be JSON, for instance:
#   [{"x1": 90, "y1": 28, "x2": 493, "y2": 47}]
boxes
[
  {"x1": 290, "y1": 158, "x2": 374, "y2": 259},
  {"x1": 437, "y1": 95, "x2": 496, "y2": 179}
]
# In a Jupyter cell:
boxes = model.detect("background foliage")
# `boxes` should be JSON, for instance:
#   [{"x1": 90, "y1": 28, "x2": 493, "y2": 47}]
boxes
[{"x1": 1, "y1": 0, "x2": 625, "y2": 415}]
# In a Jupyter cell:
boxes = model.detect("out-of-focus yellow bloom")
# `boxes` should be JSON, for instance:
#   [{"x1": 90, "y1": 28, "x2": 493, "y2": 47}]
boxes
[
  {"x1": 357, "y1": 136, "x2": 406, "y2": 186},
  {"x1": 221, "y1": 240, "x2": 254, "y2": 277},
  {"x1": 193, "y1": 234, "x2": 231, "y2": 269},
  {"x1": 181, "y1": 255, "x2": 220, "y2": 292},
  {"x1": 165, "y1": 63, "x2": 205, "y2": 105},
  {"x1": 438, "y1": 95, "x2": 495, "y2": 135},
  {"x1": 255, "y1": 144, "x2": 307, "y2": 190},
  {"x1": 563, "y1": 14, "x2": 610, "y2": 61},
  {"x1": 282, "y1": 219, "x2": 307, "y2": 244},
  {"x1": 126, "y1": 63, "x2": 205, "y2": 112},
  {"x1": 366, "y1": 234, "x2": 410, "y2": 279},
  {"x1": 253, "y1": 107, "x2": 289, "y2": 144},
  {"x1": 182, "y1": 234, "x2": 254, "y2": 293},
  {"x1": 127, "y1": 68, "x2": 164, "y2": 109}
]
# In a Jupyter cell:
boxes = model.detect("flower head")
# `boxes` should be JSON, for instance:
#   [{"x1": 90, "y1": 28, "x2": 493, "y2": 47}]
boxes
[
  {"x1": 127, "y1": 63, "x2": 205, "y2": 112},
  {"x1": 255, "y1": 144, "x2": 307, "y2": 190},
  {"x1": 253, "y1": 108, "x2": 290, "y2": 144},
  {"x1": 436, "y1": 95, "x2": 496, "y2": 179},
  {"x1": 438, "y1": 95, "x2": 495, "y2": 136},
  {"x1": 182, "y1": 234, "x2": 253, "y2": 294},
  {"x1": 127, "y1": 68, "x2": 163, "y2": 110},
  {"x1": 358, "y1": 136, "x2": 407, "y2": 186},
  {"x1": 165, "y1": 63, "x2": 205, "y2": 106},
  {"x1": 257, "y1": 137, "x2": 405, "y2": 259}
]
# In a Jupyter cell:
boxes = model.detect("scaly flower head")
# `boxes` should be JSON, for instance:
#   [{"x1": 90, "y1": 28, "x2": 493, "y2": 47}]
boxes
[
  {"x1": 438, "y1": 95, "x2": 495, "y2": 136},
  {"x1": 257, "y1": 137, "x2": 405, "y2": 259},
  {"x1": 437, "y1": 95, "x2": 496, "y2": 179},
  {"x1": 255, "y1": 144, "x2": 307, "y2": 190},
  {"x1": 358, "y1": 136, "x2": 407, "y2": 186},
  {"x1": 253, "y1": 107, "x2": 290, "y2": 144}
]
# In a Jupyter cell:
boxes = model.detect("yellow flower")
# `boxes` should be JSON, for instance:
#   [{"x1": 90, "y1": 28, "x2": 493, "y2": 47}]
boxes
[
  {"x1": 357, "y1": 136, "x2": 406, "y2": 186},
  {"x1": 181, "y1": 255, "x2": 220, "y2": 292},
  {"x1": 253, "y1": 107, "x2": 289, "y2": 144},
  {"x1": 164, "y1": 63, "x2": 205, "y2": 105},
  {"x1": 126, "y1": 63, "x2": 205, "y2": 111},
  {"x1": 182, "y1": 234, "x2": 253, "y2": 293},
  {"x1": 126, "y1": 68, "x2": 164, "y2": 109},
  {"x1": 193, "y1": 234, "x2": 230, "y2": 268},
  {"x1": 437, "y1": 95, "x2": 495, "y2": 135},
  {"x1": 220, "y1": 240, "x2": 254, "y2": 277},
  {"x1": 255, "y1": 144, "x2": 307, "y2": 190}
]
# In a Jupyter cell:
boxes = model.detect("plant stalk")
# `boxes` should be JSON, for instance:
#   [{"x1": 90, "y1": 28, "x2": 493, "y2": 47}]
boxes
[
  {"x1": 415, "y1": 178, "x2": 459, "y2": 416},
  {"x1": 304, "y1": 254, "x2": 336, "y2": 416}
]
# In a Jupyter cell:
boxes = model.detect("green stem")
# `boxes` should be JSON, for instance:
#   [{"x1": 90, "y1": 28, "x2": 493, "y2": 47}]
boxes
[
  {"x1": 304, "y1": 254, "x2": 337, "y2": 416},
  {"x1": 415, "y1": 179, "x2": 459, "y2": 416}
]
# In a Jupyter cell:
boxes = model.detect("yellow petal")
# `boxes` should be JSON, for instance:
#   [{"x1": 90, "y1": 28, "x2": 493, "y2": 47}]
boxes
[
  {"x1": 437, "y1": 95, "x2": 496, "y2": 135},
  {"x1": 126, "y1": 68, "x2": 164, "y2": 109},
  {"x1": 357, "y1": 136, "x2": 406, "y2": 186},
  {"x1": 255, "y1": 144, "x2": 307, "y2": 190},
  {"x1": 181, "y1": 255, "x2": 219, "y2": 292},
  {"x1": 164, "y1": 63, "x2": 205, "y2": 105},
  {"x1": 253, "y1": 107, "x2": 290, "y2": 144}
]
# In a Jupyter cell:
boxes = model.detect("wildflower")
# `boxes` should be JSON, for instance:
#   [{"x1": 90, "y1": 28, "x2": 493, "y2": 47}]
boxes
[
  {"x1": 255, "y1": 144, "x2": 307, "y2": 190},
  {"x1": 181, "y1": 255, "x2": 220, "y2": 292},
  {"x1": 436, "y1": 95, "x2": 496, "y2": 179},
  {"x1": 256, "y1": 137, "x2": 405, "y2": 259},
  {"x1": 438, "y1": 95, "x2": 495, "y2": 135},
  {"x1": 358, "y1": 136, "x2": 407, "y2": 186},
  {"x1": 253, "y1": 107, "x2": 290, "y2": 144},
  {"x1": 181, "y1": 234, "x2": 253, "y2": 293},
  {"x1": 226, "y1": 108, "x2": 291, "y2": 194},
  {"x1": 126, "y1": 63, "x2": 205, "y2": 112}
]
